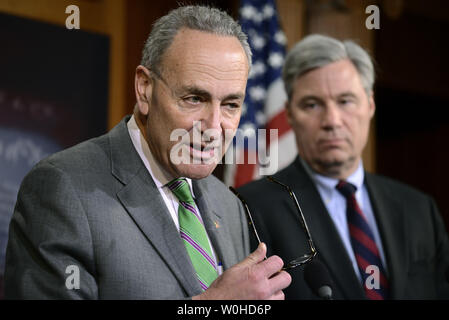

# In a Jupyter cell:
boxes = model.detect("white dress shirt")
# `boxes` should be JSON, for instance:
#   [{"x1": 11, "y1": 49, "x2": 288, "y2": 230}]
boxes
[
  {"x1": 301, "y1": 158, "x2": 388, "y2": 281},
  {"x1": 127, "y1": 116, "x2": 221, "y2": 272}
]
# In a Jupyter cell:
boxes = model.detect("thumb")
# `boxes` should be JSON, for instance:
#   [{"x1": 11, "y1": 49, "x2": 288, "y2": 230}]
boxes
[{"x1": 238, "y1": 242, "x2": 267, "y2": 268}]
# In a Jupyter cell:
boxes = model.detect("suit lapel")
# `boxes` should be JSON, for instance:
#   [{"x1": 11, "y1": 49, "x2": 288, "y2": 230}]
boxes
[
  {"x1": 283, "y1": 159, "x2": 366, "y2": 299},
  {"x1": 365, "y1": 174, "x2": 408, "y2": 299},
  {"x1": 109, "y1": 117, "x2": 202, "y2": 297},
  {"x1": 193, "y1": 179, "x2": 236, "y2": 270}
]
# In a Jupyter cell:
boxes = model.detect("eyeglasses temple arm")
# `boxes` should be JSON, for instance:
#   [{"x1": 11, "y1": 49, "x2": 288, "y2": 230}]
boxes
[
  {"x1": 289, "y1": 190, "x2": 316, "y2": 250},
  {"x1": 229, "y1": 186, "x2": 263, "y2": 245},
  {"x1": 266, "y1": 176, "x2": 317, "y2": 253}
]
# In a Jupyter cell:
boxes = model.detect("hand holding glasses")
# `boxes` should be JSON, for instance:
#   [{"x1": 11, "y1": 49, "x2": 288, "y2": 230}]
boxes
[{"x1": 230, "y1": 176, "x2": 317, "y2": 270}]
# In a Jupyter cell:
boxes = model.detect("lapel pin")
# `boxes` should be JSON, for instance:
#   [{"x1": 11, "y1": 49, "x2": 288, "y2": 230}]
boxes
[{"x1": 214, "y1": 221, "x2": 220, "y2": 229}]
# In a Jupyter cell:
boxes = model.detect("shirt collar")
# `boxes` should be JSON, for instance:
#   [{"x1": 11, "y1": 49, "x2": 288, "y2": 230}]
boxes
[
  {"x1": 127, "y1": 115, "x2": 196, "y2": 198},
  {"x1": 300, "y1": 157, "x2": 365, "y2": 195}
]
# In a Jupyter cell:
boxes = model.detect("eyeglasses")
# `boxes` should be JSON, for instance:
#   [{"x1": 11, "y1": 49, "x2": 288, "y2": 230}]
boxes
[{"x1": 229, "y1": 176, "x2": 317, "y2": 270}]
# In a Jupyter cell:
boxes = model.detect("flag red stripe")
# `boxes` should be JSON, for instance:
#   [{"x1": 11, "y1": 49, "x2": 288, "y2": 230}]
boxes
[
  {"x1": 233, "y1": 150, "x2": 257, "y2": 188},
  {"x1": 233, "y1": 109, "x2": 291, "y2": 187},
  {"x1": 265, "y1": 109, "x2": 291, "y2": 146}
]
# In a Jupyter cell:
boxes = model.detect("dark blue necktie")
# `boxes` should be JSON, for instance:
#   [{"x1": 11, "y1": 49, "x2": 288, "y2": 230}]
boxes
[{"x1": 336, "y1": 181, "x2": 389, "y2": 300}]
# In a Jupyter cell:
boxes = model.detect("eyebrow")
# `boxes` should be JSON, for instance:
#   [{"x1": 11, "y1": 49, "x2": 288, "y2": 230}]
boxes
[
  {"x1": 223, "y1": 93, "x2": 245, "y2": 101},
  {"x1": 337, "y1": 92, "x2": 358, "y2": 99},
  {"x1": 180, "y1": 85, "x2": 245, "y2": 101},
  {"x1": 297, "y1": 92, "x2": 358, "y2": 104}
]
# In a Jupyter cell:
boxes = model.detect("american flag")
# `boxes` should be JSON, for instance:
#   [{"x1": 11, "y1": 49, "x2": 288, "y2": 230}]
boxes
[{"x1": 225, "y1": 0, "x2": 297, "y2": 187}]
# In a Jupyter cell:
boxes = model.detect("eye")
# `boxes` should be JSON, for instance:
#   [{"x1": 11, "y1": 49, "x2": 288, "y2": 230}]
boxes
[
  {"x1": 301, "y1": 101, "x2": 319, "y2": 110},
  {"x1": 338, "y1": 97, "x2": 355, "y2": 106},
  {"x1": 224, "y1": 102, "x2": 240, "y2": 109},
  {"x1": 306, "y1": 103, "x2": 317, "y2": 108},
  {"x1": 184, "y1": 96, "x2": 204, "y2": 104}
]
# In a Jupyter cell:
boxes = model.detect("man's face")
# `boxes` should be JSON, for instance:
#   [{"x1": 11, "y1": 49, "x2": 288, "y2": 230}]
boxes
[
  {"x1": 287, "y1": 59, "x2": 375, "y2": 179},
  {"x1": 135, "y1": 28, "x2": 248, "y2": 179}
]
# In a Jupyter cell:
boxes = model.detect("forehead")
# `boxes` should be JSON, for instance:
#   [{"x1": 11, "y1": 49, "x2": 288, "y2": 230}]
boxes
[
  {"x1": 292, "y1": 59, "x2": 365, "y2": 98},
  {"x1": 160, "y1": 28, "x2": 249, "y2": 85}
]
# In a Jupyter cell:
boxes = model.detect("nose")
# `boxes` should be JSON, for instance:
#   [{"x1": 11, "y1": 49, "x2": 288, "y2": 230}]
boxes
[
  {"x1": 321, "y1": 102, "x2": 342, "y2": 130},
  {"x1": 202, "y1": 103, "x2": 222, "y2": 141}
]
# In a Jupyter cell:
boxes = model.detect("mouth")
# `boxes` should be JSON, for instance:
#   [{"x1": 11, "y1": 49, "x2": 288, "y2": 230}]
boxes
[
  {"x1": 189, "y1": 142, "x2": 219, "y2": 161},
  {"x1": 318, "y1": 138, "x2": 345, "y2": 148}
]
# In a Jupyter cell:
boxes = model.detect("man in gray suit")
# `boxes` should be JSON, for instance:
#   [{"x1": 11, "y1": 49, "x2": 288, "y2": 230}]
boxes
[{"x1": 4, "y1": 6, "x2": 291, "y2": 299}]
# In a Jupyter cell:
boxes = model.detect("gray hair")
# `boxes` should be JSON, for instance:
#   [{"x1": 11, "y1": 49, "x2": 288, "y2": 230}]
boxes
[
  {"x1": 141, "y1": 5, "x2": 252, "y2": 74},
  {"x1": 282, "y1": 34, "x2": 375, "y2": 99}
]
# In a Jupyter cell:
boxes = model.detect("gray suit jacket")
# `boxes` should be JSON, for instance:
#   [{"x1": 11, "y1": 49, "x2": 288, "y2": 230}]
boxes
[{"x1": 5, "y1": 116, "x2": 249, "y2": 299}]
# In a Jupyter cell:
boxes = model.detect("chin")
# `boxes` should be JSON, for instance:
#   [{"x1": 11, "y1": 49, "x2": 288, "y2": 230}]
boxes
[
  {"x1": 320, "y1": 149, "x2": 349, "y2": 163},
  {"x1": 175, "y1": 163, "x2": 217, "y2": 180},
  {"x1": 317, "y1": 153, "x2": 358, "y2": 174}
]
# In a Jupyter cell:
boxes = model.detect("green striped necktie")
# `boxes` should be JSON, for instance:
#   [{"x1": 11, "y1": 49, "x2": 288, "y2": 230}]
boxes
[{"x1": 168, "y1": 178, "x2": 218, "y2": 290}]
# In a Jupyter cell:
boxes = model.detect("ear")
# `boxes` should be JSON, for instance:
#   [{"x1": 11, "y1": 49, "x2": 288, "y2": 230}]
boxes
[
  {"x1": 134, "y1": 65, "x2": 153, "y2": 116},
  {"x1": 285, "y1": 100, "x2": 294, "y2": 126}
]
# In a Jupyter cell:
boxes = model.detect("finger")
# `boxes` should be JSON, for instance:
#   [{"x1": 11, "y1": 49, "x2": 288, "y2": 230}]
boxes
[
  {"x1": 256, "y1": 255, "x2": 284, "y2": 278},
  {"x1": 238, "y1": 242, "x2": 267, "y2": 268},
  {"x1": 268, "y1": 270, "x2": 292, "y2": 294},
  {"x1": 267, "y1": 290, "x2": 285, "y2": 300}
]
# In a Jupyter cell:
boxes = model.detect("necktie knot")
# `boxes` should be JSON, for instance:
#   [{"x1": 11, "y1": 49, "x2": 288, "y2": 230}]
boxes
[
  {"x1": 336, "y1": 180, "x2": 357, "y2": 199},
  {"x1": 168, "y1": 178, "x2": 195, "y2": 204}
]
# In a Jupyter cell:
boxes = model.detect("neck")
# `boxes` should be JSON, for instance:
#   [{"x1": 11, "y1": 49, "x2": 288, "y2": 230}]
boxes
[
  {"x1": 133, "y1": 110, "x2": 147, "y2": 136},
  {"x1": 310, "y1": 157, "x2": 361, "y2": 181}
]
